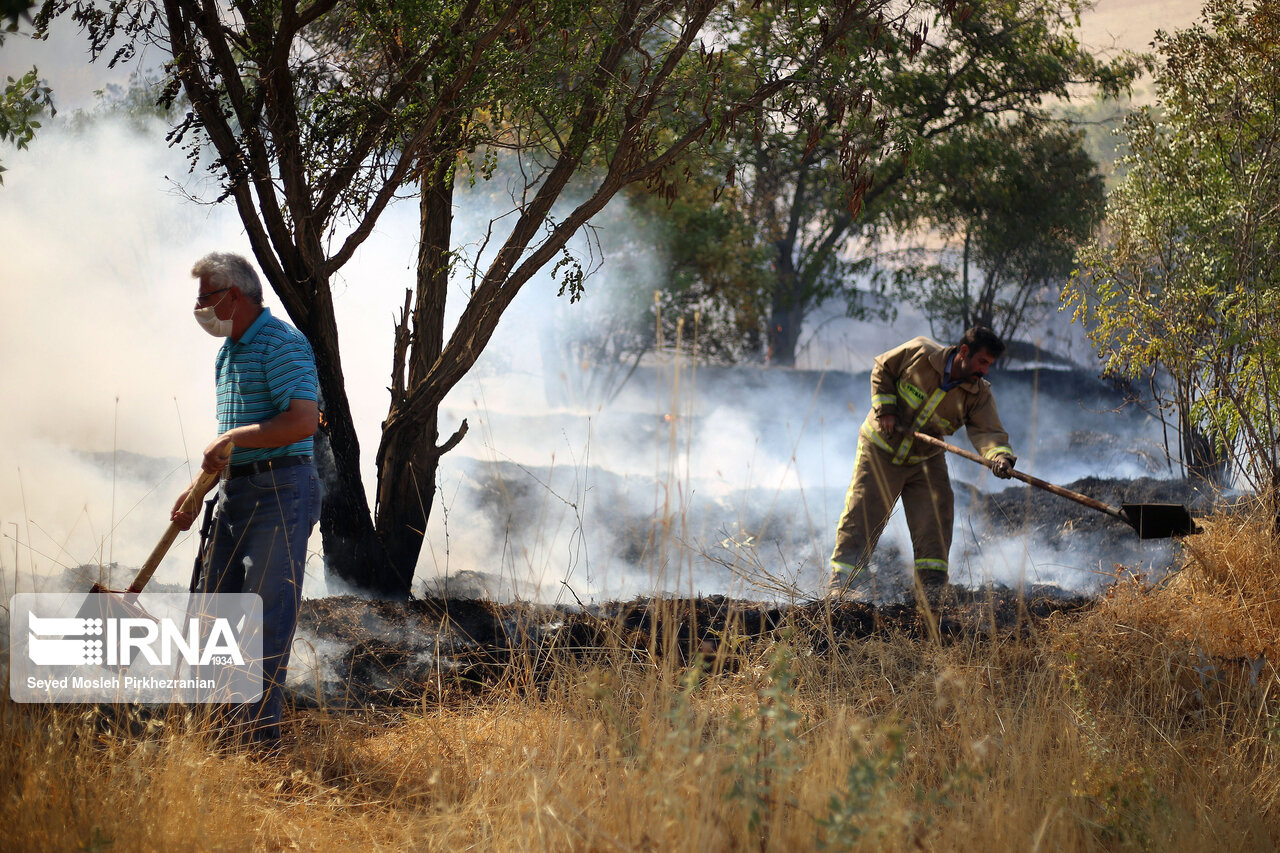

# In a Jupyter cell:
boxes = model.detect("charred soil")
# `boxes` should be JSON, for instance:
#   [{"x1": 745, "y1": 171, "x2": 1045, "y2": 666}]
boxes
[{"x1": 292, "y1": 587, "x2": 1092, "y2": 708}]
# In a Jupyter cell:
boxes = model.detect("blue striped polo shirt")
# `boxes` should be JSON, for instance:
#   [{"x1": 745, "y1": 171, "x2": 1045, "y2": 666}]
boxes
[{"x1": 215, "y1": 307, "x2": 319, "y2": 465}]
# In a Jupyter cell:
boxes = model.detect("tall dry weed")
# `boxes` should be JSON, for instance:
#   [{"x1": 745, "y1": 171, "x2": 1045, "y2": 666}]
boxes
[{"x1": 4, "y1": 506, "x2": 1280, "y2": 850}]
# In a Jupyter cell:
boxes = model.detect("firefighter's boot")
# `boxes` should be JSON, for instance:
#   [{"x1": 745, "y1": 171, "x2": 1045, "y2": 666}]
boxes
[{"x1": 915, "y1": 569, "x2": 952, "y2": 608}]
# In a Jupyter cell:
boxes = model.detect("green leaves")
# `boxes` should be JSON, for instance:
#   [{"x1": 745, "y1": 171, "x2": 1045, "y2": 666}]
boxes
[
  {"x1": 815, "y1": 729, "x2": 906, "y2": 848},
  {"x1": 632, "y1": 0, "x2": 1142, "y2": 364},
  {"x1": 0, "y1": 66, "x2": 54, "y2": 184},
  {"x1": 1070, "y1": 0, "x2": 1280, "y2": 488},
  {"x1": 889, "y1": 115, "x2": 1105, "y2": 341}
]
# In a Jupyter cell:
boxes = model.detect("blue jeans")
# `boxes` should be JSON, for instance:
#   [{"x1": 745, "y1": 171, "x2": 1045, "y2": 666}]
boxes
[{"x1": 201, "y1": 462, "x2": 320, "y2": 739}]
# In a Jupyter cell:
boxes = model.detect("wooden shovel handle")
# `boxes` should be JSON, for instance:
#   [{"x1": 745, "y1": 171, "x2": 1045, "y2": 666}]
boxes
[
  {"x1": 910, "y1": 431, "x2": 1128, "y2": 524},
  {"x1": 125, "y1": 449, "x2": 231, "y2": 594}
]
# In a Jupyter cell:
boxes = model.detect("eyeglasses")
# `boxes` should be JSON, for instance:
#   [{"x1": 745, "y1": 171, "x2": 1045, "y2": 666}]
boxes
[{"x1": 195, "y1": 287, "x2": 232, "y2": 306}]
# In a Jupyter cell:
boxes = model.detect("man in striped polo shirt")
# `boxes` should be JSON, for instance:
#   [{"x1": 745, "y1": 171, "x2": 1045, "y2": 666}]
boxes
[
  {"x1": 829, "y1": 327, "x2": 1017, "y2": 604},
  {"x1": 171, "y1": 251, "x2": 321, "y2": 748}
]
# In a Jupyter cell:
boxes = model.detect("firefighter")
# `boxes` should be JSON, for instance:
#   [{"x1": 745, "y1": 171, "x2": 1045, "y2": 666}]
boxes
[{"x1": 829, "y1": 326, "x2": 1017, "y2": 600}]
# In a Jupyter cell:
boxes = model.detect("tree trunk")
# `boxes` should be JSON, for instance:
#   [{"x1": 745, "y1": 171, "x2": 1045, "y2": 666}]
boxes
[
  {"x1": 1271, "y1": 465, "x2": 1280, "y2": 538},
  {"x1": 767, "y1": 241, "x2": 805, "y2": 367},
  {"x1": 373, "y1": 412, "x2": 440, "y2": 598},
  {"x1": 315, "y1": 384, "x2": 398, "y2": 595},
  {"x1": 267, "y1": 247, "x2": 401, "y2": 597},
  {"x1": 1178, "y1": 401, "x2": 1229, "y2": 488},
  {"x1": 372, "y1": 148, "x2": 462, "y2": 598}
]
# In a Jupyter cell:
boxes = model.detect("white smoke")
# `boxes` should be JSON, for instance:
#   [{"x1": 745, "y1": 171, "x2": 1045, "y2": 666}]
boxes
[{"x1": 2, "y1": 28, "x2": 1186, "y2": 606}]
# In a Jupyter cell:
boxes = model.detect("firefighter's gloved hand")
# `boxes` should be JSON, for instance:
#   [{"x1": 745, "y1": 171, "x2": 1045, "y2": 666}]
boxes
[{"x1": 991, "y1": 455, "x2": 1015, "y2": 479}]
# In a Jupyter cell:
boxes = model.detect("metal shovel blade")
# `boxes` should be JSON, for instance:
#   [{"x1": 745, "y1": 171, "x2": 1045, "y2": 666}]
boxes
[
  {"x1": 76, "y1": 583, "x2": 157, "y2": 624},
  {"x1": 72, "y1": 584, "x2": 159, "y2": 672},
  {"x1": 1120, "y1": 504, "x2": 1199, "y2": 539}
]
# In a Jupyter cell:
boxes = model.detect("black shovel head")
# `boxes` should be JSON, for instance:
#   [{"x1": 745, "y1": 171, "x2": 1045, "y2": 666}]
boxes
[
  {"x1": 1120, "y1": 503, "x2": 1199, "y2": 539},
  {"x1": 75, "y1": 584, "x2": 157, "y2": 624}
]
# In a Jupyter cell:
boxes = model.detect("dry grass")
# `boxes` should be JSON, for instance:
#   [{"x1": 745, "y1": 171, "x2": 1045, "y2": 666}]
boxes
[{"x1": 5, "y1": 508, "x2": 1280, "y2": 851}]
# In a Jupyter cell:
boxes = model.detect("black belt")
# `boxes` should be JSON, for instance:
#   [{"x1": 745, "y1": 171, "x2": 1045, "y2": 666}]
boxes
[{"x1": 227, "y1": 455, "x2": 312, "y2": 479}]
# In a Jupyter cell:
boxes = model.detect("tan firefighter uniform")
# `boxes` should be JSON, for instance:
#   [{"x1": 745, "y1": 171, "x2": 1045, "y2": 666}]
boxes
[{"x1": 830, "y1": 336, "x2": 1015, "y2": 593}]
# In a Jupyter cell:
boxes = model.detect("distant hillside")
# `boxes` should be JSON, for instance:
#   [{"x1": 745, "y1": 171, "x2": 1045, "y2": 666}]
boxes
[
  {"x1": 1079, "y1": 0, "x2": 1203, "y2": 54},
  {"x1": 1060, "y1": 0, "x2": 1206, "y2": 180}
]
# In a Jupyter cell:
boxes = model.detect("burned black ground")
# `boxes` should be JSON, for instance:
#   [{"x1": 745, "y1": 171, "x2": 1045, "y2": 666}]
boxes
[
  {"x1": 291, "y1": 586, "x2": 1093, "y2": 708},
  {"x1": 289, "y1": 470, "x2": 1215, "y2": 710}
]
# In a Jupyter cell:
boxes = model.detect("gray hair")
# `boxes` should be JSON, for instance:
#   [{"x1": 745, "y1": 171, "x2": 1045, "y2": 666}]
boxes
[{"x1": 191, "y1": 252, "x2": 264, "y2": 303}]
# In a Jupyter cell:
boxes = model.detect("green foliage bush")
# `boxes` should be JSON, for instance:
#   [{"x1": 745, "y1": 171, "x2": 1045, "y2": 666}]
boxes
[{"x1": 1069, "y1": 0, "x2": 1280, "y2": 490}]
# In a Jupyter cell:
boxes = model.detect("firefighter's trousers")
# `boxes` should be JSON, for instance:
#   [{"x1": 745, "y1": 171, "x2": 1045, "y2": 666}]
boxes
[{"x1": 830, "y1": 437, "x2": 953, "y2": 595}]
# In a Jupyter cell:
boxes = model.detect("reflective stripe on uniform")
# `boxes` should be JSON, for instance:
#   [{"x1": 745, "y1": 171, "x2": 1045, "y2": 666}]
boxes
[
  {"x1": 860, "y1": 423, "x2": 946, "y2": 467},
  {"x1": 861, "y1": 423, "x2": 896, "y2": 455},
  {"x1": 984, "y1": 445, "x2": 1014, "y2": 460},
  {"x1": 914, "y1": 558, "x2": 948, "y2": 573},
  {"x1": 831, "y1": 559, "x2": 861, "y2": 576},
  {"x1": 872, "y1": 394, "x2": 897, "y2": 408},
  {"x1": 892, "y1": 389, "x2": 947, "y2": 465}
]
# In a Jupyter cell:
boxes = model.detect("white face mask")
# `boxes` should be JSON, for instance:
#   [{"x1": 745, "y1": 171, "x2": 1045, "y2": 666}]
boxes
[{"x1": 193, "y1": 292, "x2": 233, "y2": 337}]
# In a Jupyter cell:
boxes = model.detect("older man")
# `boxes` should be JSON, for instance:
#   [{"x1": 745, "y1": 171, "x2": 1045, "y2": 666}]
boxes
[
  {"x1": 830, "y1": 326, "x2": 1016, "y2": 600},
  {"x1": 172, "y1": 252, "x2": 321, "y2": 747}
]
